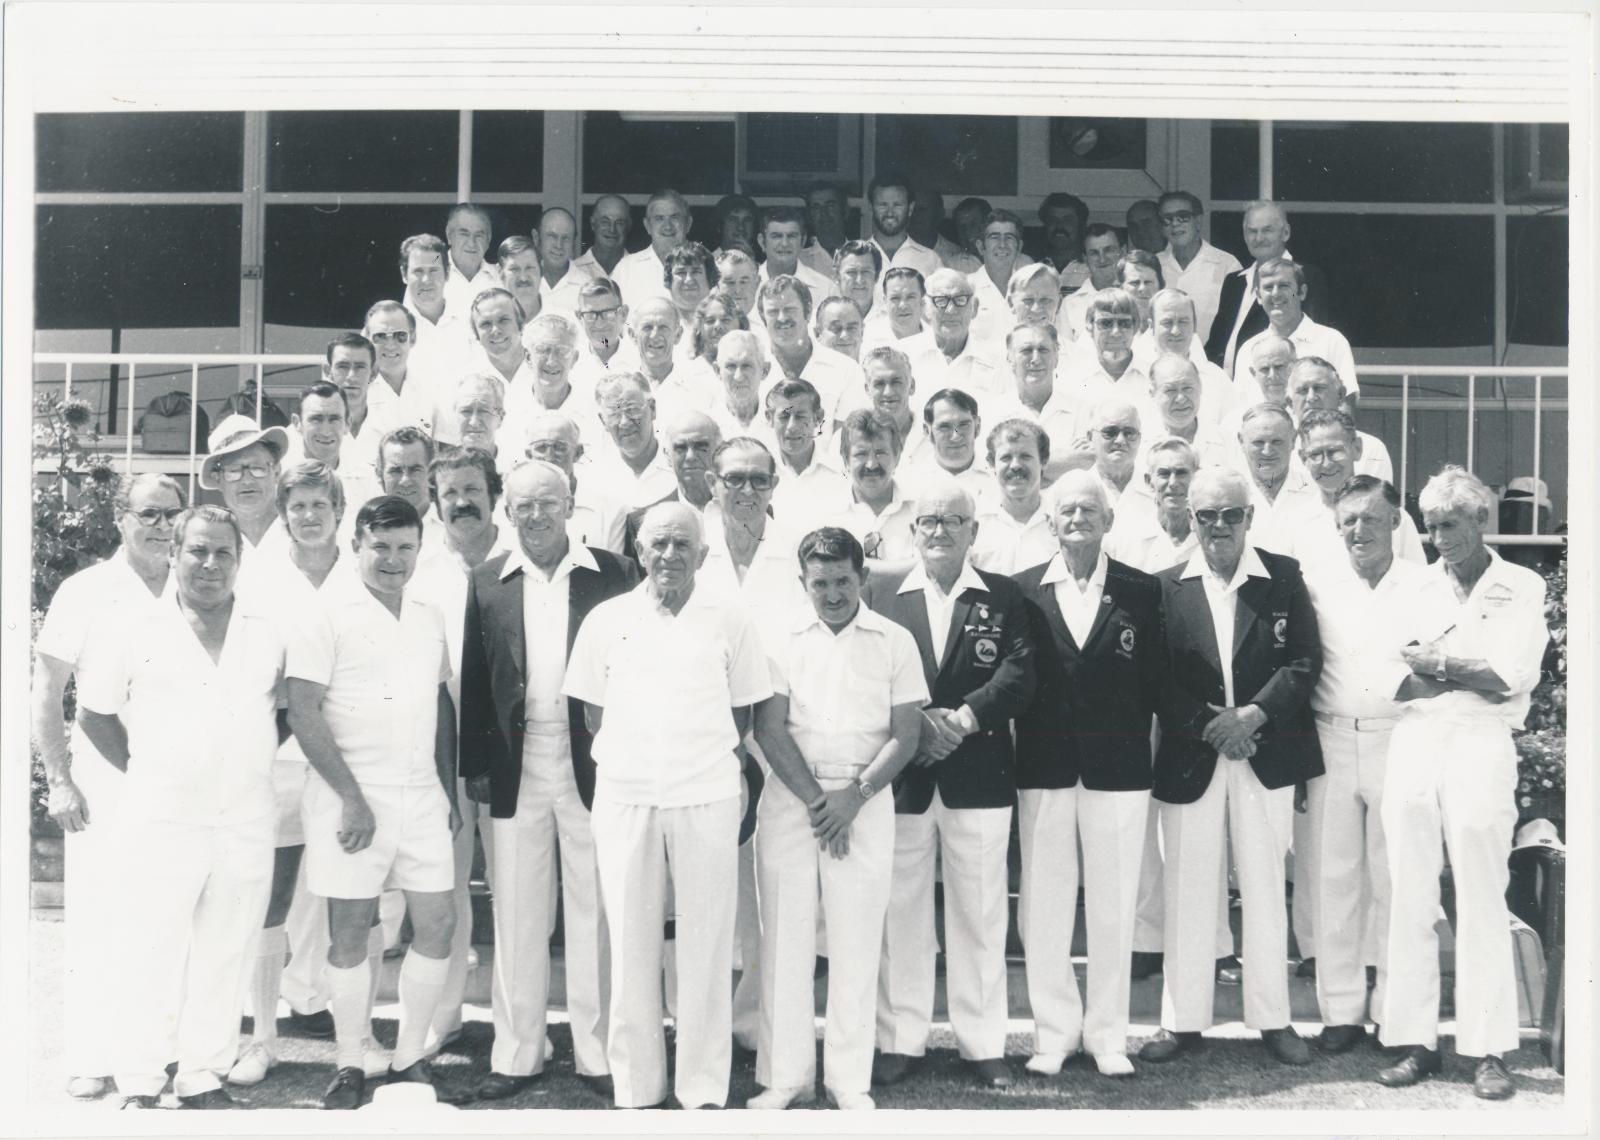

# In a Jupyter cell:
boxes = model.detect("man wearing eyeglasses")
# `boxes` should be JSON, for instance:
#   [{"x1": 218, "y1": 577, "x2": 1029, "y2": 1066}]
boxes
[
  {"x1": 203, "y1": 415, "x2": 292, "y2": 604},
  {"x1": 1064, "y1": 289, "x2": 1151, "y2": 410},
  {"x1": 573, "y1": 195, "x2": 632, "y2": 281},
  {"x1": 364, "y1": 301, "x2": 438, "y2": 438},
  {"x1": 1287, "y1": 410, "x2": 1425, "y2": 572},
  {"x1": 1154, "y1": 192, "x2": 1242, "y2": 343},
  {"x1": 612, "y1": 188, "x2": 692, "y2": 308},
  {"x1": 524, "y1": 410, "x2": 628, "y2": 556},
  {"x1": 521, "y1": 312, "x2": 596, "y2": 441},
  {"x1": 1286, "y1": 356, "x2": 1389, "y2": 481},
  {"x1": 910, "y1": 268, "x2": 1005, "y2": 404},
  {"x1": 1078, "y1": 396, "x2": 1145, "y2": 509},
  {"x1": 866, "y1": 478, "x2": 1035, "y2": 1091},
  {"x1": 1139, "y1": 466, "x2": 1323, "y2": 1069},
  {"x1": 456, "y1": 459, "x2": 636, "y2": 1103},
  {"x1": 900, "y1": 388, "x2": 992, "y2": 506},
  {"x1": 32, "y1": 473, "x2": 185, "y2": 1102},
  {"x1": 588, "y1": 371, "x2": 678, "y2": 511},
  {"x1": 570, "y1": 278, "x2": 631, "y2": 392}
]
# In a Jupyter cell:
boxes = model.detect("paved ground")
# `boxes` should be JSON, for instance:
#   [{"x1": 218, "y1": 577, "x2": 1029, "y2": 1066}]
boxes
[{"x1": 28, "y1": 909, "x2": 1564, "y2": 1114}]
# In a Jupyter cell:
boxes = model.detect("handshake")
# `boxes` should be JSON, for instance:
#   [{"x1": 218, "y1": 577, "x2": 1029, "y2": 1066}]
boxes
[
  {"x1": 1201, "y1": 702, "x2": 1268, "y2": 761},
  {"x1": 914, "y1": 705, "x2": 979, "y2": 767}
]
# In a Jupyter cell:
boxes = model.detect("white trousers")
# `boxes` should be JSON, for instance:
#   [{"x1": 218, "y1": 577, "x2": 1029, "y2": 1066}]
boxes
[
  {"x1": 756, "y1": 778, "x2": 894, "y2": 1097},
  {"x1": 62, "y1": 757, "x2": 126, "y2": 1077},
  {"x1": 1380, "y1": 717, "x2": 1519, "y2": 1057},
  {"x1": 1159, "y1": 760, "x2": 1294, "y2": 1032},
  {"x1": 488, "y1": 734, "x2": 609, "y2": 1078},
  {"x1": 111, "y1": 816, "x2": 274, "y2": 1097},
  {"x1": 877, "y1": 789, "x2": 1012, "y2": 1060},
  {"x1": 1018, "y1": 786, "x2": 1147, "y2": 1057},
  {"x1": 432, "y1": 775, "x2": 497, "y2": 1043},
  {"x1": 1308, "y1": 719, "x2": 1392, "y2": 1026},
  {"x1": 732, "y1": 839, "x2": 762, "y2": 1050},
  {"x1": 1132, "y1": 805, "x2": 1235, "y2": 957},
  {"x1": 1292, "y1": 804, "x2": 1317, "y2": 959},
  {"x1": 592, "y1": 794, "x2": 740, "y2": 1108}
]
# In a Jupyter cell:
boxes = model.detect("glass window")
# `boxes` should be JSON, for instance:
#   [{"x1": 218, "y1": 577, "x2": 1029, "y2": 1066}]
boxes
[
  {"x1": 582, "y1": 113, "x2": 734, "y2": 195},
  {"x1": 471, "y1": 111, "x2": 545, "y2": 193},
  {"x1": 1507, "y1": 215, "x2": 1568, "y2": 346},
  {"x1": 268, "y1": 111, "x2": 458, "y2": 193},
  {"x1": 37, "y1": 112, "x2": 245, "y2": 193},
  {"x1": 874, "y1": 114, "x2": 1017, "y2": 197},
  {"x1": 1272, "y1": 121, "x2": 1494, "y2": 204},
  {"x1": 1209, "y1": 120, "x2": 1260, "y2": 203},
  {"x1": 1047, "y1": 118, "x2": 1147, "y2": 170},
  {"x1": 745, "y1": 114, "x2": 843, "y2": 177}
]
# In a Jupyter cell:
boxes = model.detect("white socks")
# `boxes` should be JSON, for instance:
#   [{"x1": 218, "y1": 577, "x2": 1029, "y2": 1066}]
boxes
[
  {"x1": 327, "y1": 959, "x2": 373, "y2": 1071},
  {"x1": 250, "y1": 925, "x2": 288, "y2": 1046},
  {"x1": 391, "y1": 951, "x2": 450, "y2": 1072}
]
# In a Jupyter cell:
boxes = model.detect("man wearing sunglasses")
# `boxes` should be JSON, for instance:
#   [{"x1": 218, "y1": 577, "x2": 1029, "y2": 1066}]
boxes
[
  {"x1": 363, "y1": 301, "x2": 438, "y2": 438},
  {"x1": 1140, "y1": 466, "x2": 1323, "y2": 1069},
  {"x1": 1065, "y1": 289, "x2": 1150, "y2": 409},
  {"x1": 1153, "y1": 191, "x2": 1242, "y2": 342}
]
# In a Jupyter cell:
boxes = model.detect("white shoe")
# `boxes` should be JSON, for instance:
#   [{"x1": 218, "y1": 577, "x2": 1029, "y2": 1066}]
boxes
[
  {"x1": 66, "y1": 1076, "x2": 108, "y2": 1099},
  {"x1": 1025, "y1": 1052, "x2": 1067, "y2": 1076},
  {"x1": 362, "y1": 1039, "x2": 392, "y2": 1079},
  {"x1": 830, "y1": 1089, "x2": 875, "y2": 1110},
  {"x1": 1093, "y1": 1052, "x2": 1136, "y2": 1078},
  {"x1": 226, "y1": 1042, "x2": 276, "y2": 1086},
  {"x1": 746, "y1": 1085, "x2": 816, "y2": 1110}
]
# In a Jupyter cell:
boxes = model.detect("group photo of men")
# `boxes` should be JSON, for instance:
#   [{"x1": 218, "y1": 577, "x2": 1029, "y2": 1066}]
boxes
[{"x1": 30, "y1": 162, "x2": 1563, "y2": 1116}]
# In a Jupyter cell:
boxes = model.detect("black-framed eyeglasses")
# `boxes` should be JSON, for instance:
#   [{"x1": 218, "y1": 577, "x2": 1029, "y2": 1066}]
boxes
[
  {"x1": 1193, "y1": 507, "x2": 1248, "y2": 527},
  {"x1": 928, "y1": 294, "x2": 974, "y2": 311},
  {"x1": 914, "y1": 513, "x2": 970, "y2": 533},
  {"x1": 129, "y1": 506, "x2": 184, "y2": 524},
  {"x1": 1160, "y1": 210, "x2": 1196, "y2": 226},
  {"x1": 716, "y1": 471, "x2": 774, "y2": 491}
]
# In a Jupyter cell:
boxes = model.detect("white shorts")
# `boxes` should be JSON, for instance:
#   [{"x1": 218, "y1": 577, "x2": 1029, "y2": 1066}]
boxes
[
  {"x1": 273, "y1": 759, "x2": 308, "y2": 847},
  {"x1": 302, "y1": 777, "x2": 454, "y2": 898}
]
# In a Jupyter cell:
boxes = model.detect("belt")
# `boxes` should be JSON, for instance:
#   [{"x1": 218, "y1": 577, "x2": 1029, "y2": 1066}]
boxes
[
  {"x1": 1314, "y1": 711, "x2": 1398, "y2": 733},
  {"x1": 811, "y1": 762, "x2": 867, "y2": 780},
  {"x1": 523, "y1": 719, "x2": 568, "y2": 735}
]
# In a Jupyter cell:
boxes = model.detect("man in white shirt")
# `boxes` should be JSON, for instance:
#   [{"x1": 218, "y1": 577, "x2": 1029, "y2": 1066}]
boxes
[
  {"x1": 572, "y1": 194, "x2": 631, "y2": 280},
  {"x1": 1287, "y1": 356, "x2": 1389, "y2": 480},
  {"x1": 813, "y1": 295, "x2": 865, "y2": 364},
  {"x1": 706, "y1": 329, "x2": 774, "y2": 445},
  {"x1": 911, "y1": 268, "x2": 1005, "y2": 404},
  {"x1": 1204, "y1": 200, "x2": 1329, "y2": 378},
  {"x1": 802, "y1": 182, "x2": 850, "y2": 278},
  {"x1": 363, "y1": 301, "x2": 438, "y2": 438},
  {"x1": 766, "y1": 378, "x2": 852, "y2": 536},
  {"x1": 1289, "y1": 409, "x2": 1424, "y2": 571},
  {"x1": 900, "y1": 388, "x2": 992, "y2": 504},
  {"x1": 983, "y1": 323, "x2": 1078, "y2": 476},
  {"x1": 1063, "y1": 288, "x2": 1149, "y2": 413},
  {"x1": 288, "y1": 382, "x2": 384, "y2": 541},
  {"x1": 537, "y1": 207, "x2": 598, "y2": 315},
  {"x1": 749, "y1": 529, "x2": 928, "y2": 1111},
  {"x1": 866, "y1": 172, "x2": 940, "y2": 283},
  {"x1": 444, "y1": 288, "x2": 538, "y2": 449},
  {"x1": 611, "y1": 188, "x2": 691, "y2": 308},
  {"x1": 1005, "y1": 262, "x2": 1066, "y2": 351},
  {"x1": 969, "y1": 418, "x2": 1055, "y2": 575},
  {"x1": 699, "y1": 437, "x2": 809, "y2": 639},
  {"x1": 948, "y1": 196, "x2": 993, "y2": 274},
  {"x1": 758, "y1": 275, "x2": 862, "y2": 428},
  {"x1": 618, "y1": 410, "x2": 721, "y2": 559},
  {"x1": 1377, "y1": 466, "x2": 1549, "y2": 1101},
  {"x1": 1079, "y1": 395, "x2": 1145, "y2": 509},
  {"x1": 853, "y1": 345, "x2": 926, "y2": 471},
  {"x1": 563, "y1": 501, "x2": 774, "y2": 1109},
  {"x1": 829, "y1": 408, "x2": 921, "y2": 575},
  {"x1": 833, "y1": 240, "x2": 884, "y2": 328},
  {"x1": 497, "y1": 235, "x2": 544, "y2": 327},
  {"x1": 758, "y1": 205, "x2": 835, "y2": 302},
  {"x1": 1154, "y1": 192, "x2": 1243, "y2": 341},
  {"x1": 523, "y1": 410, "x2": 628, "y2": 555},
  {"x1": 521, "y1": 312, "x2": 598, "y2": 439},
  {"x1": 401, "y1": 233, "x2": 473, "y2": 363},
  {"x1": 32, "y1": 474, "x2": 182, "y2": 1101},
  {"x1": 286, "y1": 496, "x2": 464, "y2": 1108},
  {"x1": 1138, "y1": 353, "x2": 1233, "y2": 474},
  {"x1": 1133, "y1": 290, "x2": 1239, "y2": 429},
  {"x1": 1227, "y1": 333, "x2": 1296, "y2": 431},
  {"x1": 1237, "y1": 402, "x2": 1319, "y2": 556},
  {"x1": 79, "y1": 506, "x2": 287, "y2": 1109},
  {"x1": 1125, "y1": 199, "x2": 1166, "y2": 255},
  {"x1": 588, "y1": 371, "x2": 678, "y2": 510},
  {"x1": 1239, "y1": 259, "x2": 1360, "y2": 398},
  {"x1": 967, "y1": 210, "x2": 1029, "y2": 344},
  {"x1": 571, "y1": 277, "x2": 630, "y2": 386},
  {"x1": 376, "y1": 426, "x2": 445, "y2": 550},
  {"x1": 625, "y1": 297, "x2": 717, "y2": 427},
  {"x1": 442, "y1": 204, "x2": 500, "y2": 316},
  {"x1": 861, "y1": 263, "x2": 930, "y2": 355},
  {"x1": 1036, "y1": 192, "x2": 1092, "y2": 291},
  {"x1": 1059, "y1": 225, "x2": 1125, "y2": 354},
  {"x1": 320, "y1": 333, "x2": 385, "y2": 476}
]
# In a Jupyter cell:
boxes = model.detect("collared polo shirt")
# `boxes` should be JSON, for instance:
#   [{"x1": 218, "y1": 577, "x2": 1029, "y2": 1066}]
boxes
[
  {"x1": 499, "y1": 541, "x2": 599, "y2": 730},
  {"x1": 365, "y1": 370, "x2": 437, "y2": 439},
  {"x1": 971, "y1": 501, "x2": 1056, "y2": 576},
  {"x1": 610, "y1": 246, "x2": 673, "y2": 308},
  {"x1": 563, "y1": 581, "x2": 773, "y2": 808},
  {"x1": 1285, "y1": 495, "x2": 1426, "y2": 577},
  {"x1": 253, "y1": 549, "x2": 359, "y2": 762},
  {"x1": 1104, "y1": 515, "x2": 1198, "y2": 575},
  {"x1": 869, "y1": 235, "x2": 940, "y2": 285},
  {"x1": 585, "y1": 438, "x2": 679, "y2": 511},
  {"x1": 764, "y1": 341, "x2": 862, "y2": 429},
  {"x1": 442, "y1": 260, "x2": 502, "y2": 318},
  {"x1": 771, "y1": 450, "x2": 852, "y2": 537},
  {"x1": 1180, "y1": 544, "x2": 1273, "y2": 707},
  {"x1": 233, "y1": 519, "x2": 293, "y2": 608},
  {"x1": 1042, "y1": 549, "x2": 1110, "y2": 647},
  {"x1": 759, "y1": 259, "x2": 836, "y2": 305},
  {"x1": 1157, "y1": 240, "x2": 1244, "y2": 340},
  {"x1": 829, "y1": 486, "x2": 920, "y2": 567},
  {"x1": 911, "y1": 335, "x2": 1008, "y2": 404},
  {"x1": 1303, "y1": 555, "x2": 1431, "y2": 720},
  {"x1": 541, "y1": 262, "x2": 600, "y2": 316},
  {"x1": 698, "y1": 506, "x2": 809, "y2": 641}
]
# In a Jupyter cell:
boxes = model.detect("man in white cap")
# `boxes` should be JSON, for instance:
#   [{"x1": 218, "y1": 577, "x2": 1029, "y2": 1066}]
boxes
[{"x1": 200, "y1": 413, "x2": 291, "y2": 604}]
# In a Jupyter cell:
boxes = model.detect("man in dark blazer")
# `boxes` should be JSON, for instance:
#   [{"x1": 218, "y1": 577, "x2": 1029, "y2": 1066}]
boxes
[
  {"x1": 1139, "y1": 465, "x2": 1323, "y2": 1068},
  {"x1": 458, "y1": 459, "x2": 637, "y2": 1100},
  {"x1": 1202, "y1": 200, "x2": 1331, "y2": 378},
  {"x1": 863, "y1": 477, "x2": 1035, "y2": 1091},
  {"x1": 1012, "y1": 469, "x2": 1165, "y2": 1080}
]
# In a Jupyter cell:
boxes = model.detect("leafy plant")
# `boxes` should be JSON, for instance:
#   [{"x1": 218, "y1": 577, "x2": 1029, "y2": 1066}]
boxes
[{"x1": 1514, "y1": 555, "x2": 1567, "y2": 827}]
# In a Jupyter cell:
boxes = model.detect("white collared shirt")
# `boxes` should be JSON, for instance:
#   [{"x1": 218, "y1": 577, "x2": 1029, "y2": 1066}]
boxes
[
  {"x1": 769, "y1": 602, "x2": 929, "y2": 774},
  {"x1": 1180, "y1": 544, "x2": 1273, "y2": 707},
  {"x1": 1105, "y1": 512, "x2": 1199, "y2": 575},
  {"x1": 763, "y1": 340, "x2": 863, "y2": 429},
  {"x1": 899, "y1": 558, "x2": 989, "y2": 661},
  {"x1": 287, "y1": 575, "x2": 451, "y2": 788},
  {"x1": 980, "y1": 389, "x2": 1081, "y2": 467},
  {"x1": 585, "y1": 438, "x2": 679, "y2": 511},
  {"x1": 79, "y1": 592, "x2": 286, "y2": 826},
  {"x1": 759, "y1": 258, "x2": 836, "y2": 305},
  {"x1": 364, "y1": 370, "x2": 437, "y2": 439},
  {"x1": 540, "y1": 261, "x2": 600, "y2": 316},
  {"x1": 610, "y1": 246, "x2": 672, "y2": 308},
  {"x1": 897, "y1": 453, "x2": 994, "y2": 509},
  {"x1": 1244, "y1": 469, "x2": 1321, "y2": 557},
  {"x1": 971, "y1": 500, "x2": 1056, "y2": 576},
  {"x1": 251, "y1": 548, "x2": 359, "y2": 762},
  {"x1": 1285, "y1": 493, "x2": 1426, "y2": 577},
  {"x1": 1239, "y1": 313, "x2": 1361, "y2": 396},
  {"x1": 403, "y1": 296, "x2": 474, "y2": 362},
  {"x1": 442, "y1": 259, "x2": 502, "y2": 318},
  {"x1": 859, "y1": 317, "x2": 931, "y2": 358},
  {"x1": 771, "y1": 449, "x2": 853, "y2": 537},
  {"x1": 911, "y1": 335, "x2": 1008, "y2": 404},
  {"x1": 869, "y1": 235, "x2": 941, "y2": 284},
  {"x1": 829, "y1": 485, "x2": 920, "y2": 568},
  {"x1": 500, "y1": 541, "x2": 600, "y2": 731},
  {"x1": 570, "y1": 247, "x2": 623, "y2": 281},
  {"x1": 698, "y1": 506, "x2": 809, "y2": 642},
  {"x1": 1130, "y1": 334, "x2": 1241, "y2": 428},
  {"x1": 1041, "y1": 549, "x2": 1110, "y2": 647},
  {"x1": 563, "y1": 580, "x2": 773, "y2": 807},
  {"x1": 408, "y1": 524, "x2": 517, "y2": 711},
  {"x1": 1303, "y1": 555, "x2": 1433, "y2": 720},
  {"x1": 233, "y1": 518, "x2": 293, "y2": 609},
  {"x1": 1157, "y1": 240, "x2": 1243, "y2": 340},
  {"x1": 966, "y1": 266, "x2": 1016, "y2": 344}
]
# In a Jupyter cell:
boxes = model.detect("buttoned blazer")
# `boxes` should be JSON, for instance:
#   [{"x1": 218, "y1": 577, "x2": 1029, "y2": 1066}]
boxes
[
  {"x1": 458, "y1": 546, "x2": 638, "y2": 817},
  {"x1": 863, "y1": 566, "x2": 1035, "y2": 814},
  {"x1": 1202, "y1": 260, "x2": 1332, "y2": 370},
  {"x1": 1013, "y1": 557, "x2": 1165, "y2": 792},
  {"x1": 1152, "y1": 547, "x2": 1324, "y2": 804}
]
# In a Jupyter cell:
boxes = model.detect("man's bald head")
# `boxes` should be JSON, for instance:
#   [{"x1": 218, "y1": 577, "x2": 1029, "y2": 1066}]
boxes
[
  {"x1": 663, "y1": 409, "x2": 720, "y2": 448},
  {"x1": 639, "y1": 500, "x2": 704, "y2": 547}
]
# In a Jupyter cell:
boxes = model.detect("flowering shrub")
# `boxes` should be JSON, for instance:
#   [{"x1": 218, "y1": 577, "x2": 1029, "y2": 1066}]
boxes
[{"x1": 1514, "y1": 556, "x2": 1567, "y2": 828}]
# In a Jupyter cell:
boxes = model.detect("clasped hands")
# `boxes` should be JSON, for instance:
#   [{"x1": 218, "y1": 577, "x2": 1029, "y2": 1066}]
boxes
[{"x1": 1202, "y1": 702, "x2": 1268, "y2": 761}]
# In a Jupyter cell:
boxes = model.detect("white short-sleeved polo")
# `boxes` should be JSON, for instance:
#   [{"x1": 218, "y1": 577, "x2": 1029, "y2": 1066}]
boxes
[
  {"x1": 77, "y1": 594, "x2": 285, "y2": 827},
  {"x1": 562, "y1": 581, "x2": 773, "y2": 808},
  {"x1": 769, "y1": 603, "x2": 928, "y2": 776},
  {"x1": 287, "y1": 576, "x2": 451, "y2": 789}
]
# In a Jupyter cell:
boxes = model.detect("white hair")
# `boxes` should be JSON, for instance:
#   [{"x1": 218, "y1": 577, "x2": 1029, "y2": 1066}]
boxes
[
  {"x1": 1045, "y1": 467, "x2": 1111, "y2": 516},
  {"x1": 1418, "y1": 464, "x2": 1496, "y2": 519},
  {"x1": 638, "y1": 500, "x2": 704, "y2": 547},
  {"x1": 1189, "y1": 465, "x2": 1251, "y2": 506}
]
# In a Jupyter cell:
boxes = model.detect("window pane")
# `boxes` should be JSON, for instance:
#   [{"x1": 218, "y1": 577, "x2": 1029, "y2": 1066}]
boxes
[
  {"x1": 1211, "y1": 212, "x2": 1494, "y2": 349},
  {"x1": 873, "y1": 114, "x2": 1017, "y2": 197},
  {"x1": 472, "y1": 111, "x2": 545, "y2": 193},
  {"x1": 1273, "y1": 122, "x2": 1494, "y2": 203},
  {"x1": 268, "y1": 111, "x2": 458, "y2": 193},
  {"x1": 582, "y1": 113, "x2": 734, "y2": 195},
  {"x1": 1209, "y1": 120, "x2": 1260, "y2": 202},
  {"x1": 745, "y1": 113, "x2": 846, "y2": 178},
  {"x1": 37, "y1": 112, "x2": 244, "y2": 193},
  {"x1": 1047, "y1": 118, "x2": 1147, "y2": 170},
  {"x1": 1507, "y1": 216, "x2": 1568, "y2": 346}
]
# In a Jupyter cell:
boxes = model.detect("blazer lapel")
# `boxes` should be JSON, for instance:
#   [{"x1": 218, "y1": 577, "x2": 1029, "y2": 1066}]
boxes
[
  {"x1": 896, "y1": 589, "x2": 940, "y2": 678},
  {"x1": 940, "y1": 589, "x2": 980, "y2": 672},
  {"x1": 1232, "y1": 573, "x2": 1265, "y2": 660},
  {"x1": 567, "y1": 564, "x2": 598, "y2": 659},
  {"x1": 1037, "y1": 583, "x2": 1078, "y2": 656},
  {"x1": 490, "y1": 565, "x2": 528, "y2": 684},
  {"x1": 1181, "y1": 575, "x2": 1225, "y2": 677},
  {"x1": 1080, "y1": 582, "x2": 1116, "y2": 653}
]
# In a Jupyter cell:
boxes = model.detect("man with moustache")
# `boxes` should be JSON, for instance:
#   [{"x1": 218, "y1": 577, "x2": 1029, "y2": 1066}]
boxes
[
  {"x1": 866, "y1": 479, "x2": 1034, "y2": 1090},
  {"x1": 969, "y1": 419, "x2": 1055, "y2": 576},
  {"x1": 1153, "y1": 192, "x2": 1242, "y2": 341},
  {"x1": 829, "y1": 408, "x2": 921, "y2": 575},
  {"x1": 866, "y1": 173, "x2": 940, "y2": 282},
  {"x1": 442, "y1": 204, "x2": 499, "y2": 316},
  {"x1": 458, "y1": 459, "x2": 636, "y2": 1101},
  {"x1": 910, "y1": 268, "x2": 1005, "y2": 403},
  {"x1": 363, "y1": 301, "x2": 437, "y2": 437},
  {"x1": 767, "y1": 379, "x2": 851, "y2": 536},
  {"x1": 588, "y1": 371, "x2": 677, "y2": 511},
  {"x1": 537, "y1": 207, "x2": 598, "y2": 315},
  {"x1": 814, "y1": 296, "x2": 866, "y2": 363},
  {"x1": 79, "y1": 506, "x2": 288, "y2": 1109},
  {"x1": 1013, "y1": 469, "x2": 1165, "y2": 1078},
  {"x1": 619, "y1": 410, "x2": 721, "y2": 564},
  {"x1": 759, "y1": 275, "x2": 861, "y2": 429},
  {"x1": 523, "y1": 410, "x2": 628, "y2": 555},
  {"x1": 1138, "y1": 467, "x2": 1322, "y2": 1068},
  {"x1": 496, "y1": 235, "x2": 544, "y2": 328},
  {"x1": 1239, "y1": 260, "x2": 1359, "y2": 397},
  {"x1": 563, "y1": 501, "x2": 773, "y2": 1109},
  {"x1": 573, "y1": 194, "x2": 632, "y2": 280},
  {"x1": 758, "y1": 205, "x2": 835, "y2": 303},
  {"x1": 1204, "y1": 201, "x2": 1331, "y2": 377},
  {"x1": 612, "y1": 188, "x2": 693, "y2": 307},
  {"x1": 32, "y1": 473, "x2": 185, "y2": 1100}
]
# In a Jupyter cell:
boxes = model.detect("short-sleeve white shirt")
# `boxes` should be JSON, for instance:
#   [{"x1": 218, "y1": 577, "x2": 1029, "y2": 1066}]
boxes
[
  {"x1": 1303, "y1": 555, "x2": 1432, "y2": 720},
  {"x1": 970, "y1": 501, "x2": 1056, "y2": 576},
  {"x1": 1239, "y1": 315, "x2": 1361, "y2": 397},
  {"x1": 1157, "y1": 240, "x2": 1244, "y2": 341}
]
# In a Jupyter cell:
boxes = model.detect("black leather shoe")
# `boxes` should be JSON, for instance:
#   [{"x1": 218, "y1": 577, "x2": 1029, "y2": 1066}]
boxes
[
  {"x1": 1296, "y1": 957, "x2": 1318, "y2": 979},
  {"x1": 388, "y1": 1058, "x2": 469, "y2": 1106},
  {"x1": 1317, "y1": 1024, "x2": 1367, "y2": 1054},
  {"x1": 287, "y1": 1008, "x2": 336, "y2": 1038},
  {"x1": 1377, "y1": 1045, "x2": 1442, "y2": 1088},
  {"x1": 322, "y1": 1067, "x2": 365, "y2": 1109},
  {"x1": 971, "y1": 1057, "x2": 1012, "y2": 1088},
  {"x1": 120, "y1": 1094, "x2": 162, "y2": 1109},
  {"x1": 1138, "y1": 1029, "x2": 1203, "y2": 1062},
  {"x1": 1261, "y1": 1026, "x2": 1312, "y2": 1066},
  {"x1": 475, "y1": 1071, "x2": 538, "y2": 1100},
  {"x1": 1130, "y1": 951, "x2": 1164, "y2": 979},
  {"x1": 1474, "y1": 1054, "x2": 1515, "y2": 1100},
  {"x1": 871, "y1": 1051, "x2": 919, "y2": 1086},
  {"x1": 1215, "y1": 955, "x2": 1242, "y2": 985},
  {"x1": 578, "y1": 1073, "x2": 615, "y2": 1099},
  {"x1": 177, "y1": 1087, "x2": 245, "y2": 1109}
]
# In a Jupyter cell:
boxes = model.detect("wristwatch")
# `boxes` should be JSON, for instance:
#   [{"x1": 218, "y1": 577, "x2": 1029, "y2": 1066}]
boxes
[{"x1": 856, "y1": 778, "x2": 876, "y2": 801}]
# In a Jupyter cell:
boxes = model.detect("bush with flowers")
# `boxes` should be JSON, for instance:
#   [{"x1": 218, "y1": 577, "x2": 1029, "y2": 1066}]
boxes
[{"x1": 1514, "y1": 555, "x2": 1567, "y2": 832}]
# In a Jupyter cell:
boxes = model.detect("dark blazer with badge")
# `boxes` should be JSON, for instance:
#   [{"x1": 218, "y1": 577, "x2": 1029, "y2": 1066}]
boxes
[
  {"x1": 1013, "y1": 555, "x2": 1165, "y2": 792},
  {"x1": 458, "y1": 545, "x2": 638, "y2": 818},
  {"x1": 1153, "y1": 546, "x2": 1323, "y2": 805},
  {"x1": 863, "y1": 564, "x2": 1035, "y2": 814},
  {"x1": 1202, "y1": 259, "x2": 1332, "y2": 371}
]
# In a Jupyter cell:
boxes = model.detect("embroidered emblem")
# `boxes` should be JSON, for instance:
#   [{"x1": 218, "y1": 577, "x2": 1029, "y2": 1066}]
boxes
[
  {"x1": 1120, "y1": 627, "x2": 1136, "y2": 652},
  {"x1": 976, "y1": 603, "x2": 990, "y2": 621},
  {"x1": 1273, "y1": 618, "x2": 1288, "y2": 645},
  {"x1": 974, "y1": 638, "x2": 998, "y2": 664}
]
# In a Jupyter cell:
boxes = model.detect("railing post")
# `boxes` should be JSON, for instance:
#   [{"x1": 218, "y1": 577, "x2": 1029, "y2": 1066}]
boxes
[
  {"x1": 1531, "y1": 375, "x2": 1542, "y2": 536},
  {"x1": 64, "y1": 361, "x2": 72, "y2": 402},
  {"x1": 126, "y1": 364, "x2": 137, "y2": 475},
  {"x1": 256, "y1": 362, "x2": 265, "y2": 430},
  {"x1": 189, "y1": 363, "x2": 200, "y2": 502},
  {"x1": 1466, "y1": 373, "x2": 1476, "y2": 473},
  {"x1": 1398, "y1": 373, "x2": 1410, "y2": 506}
]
